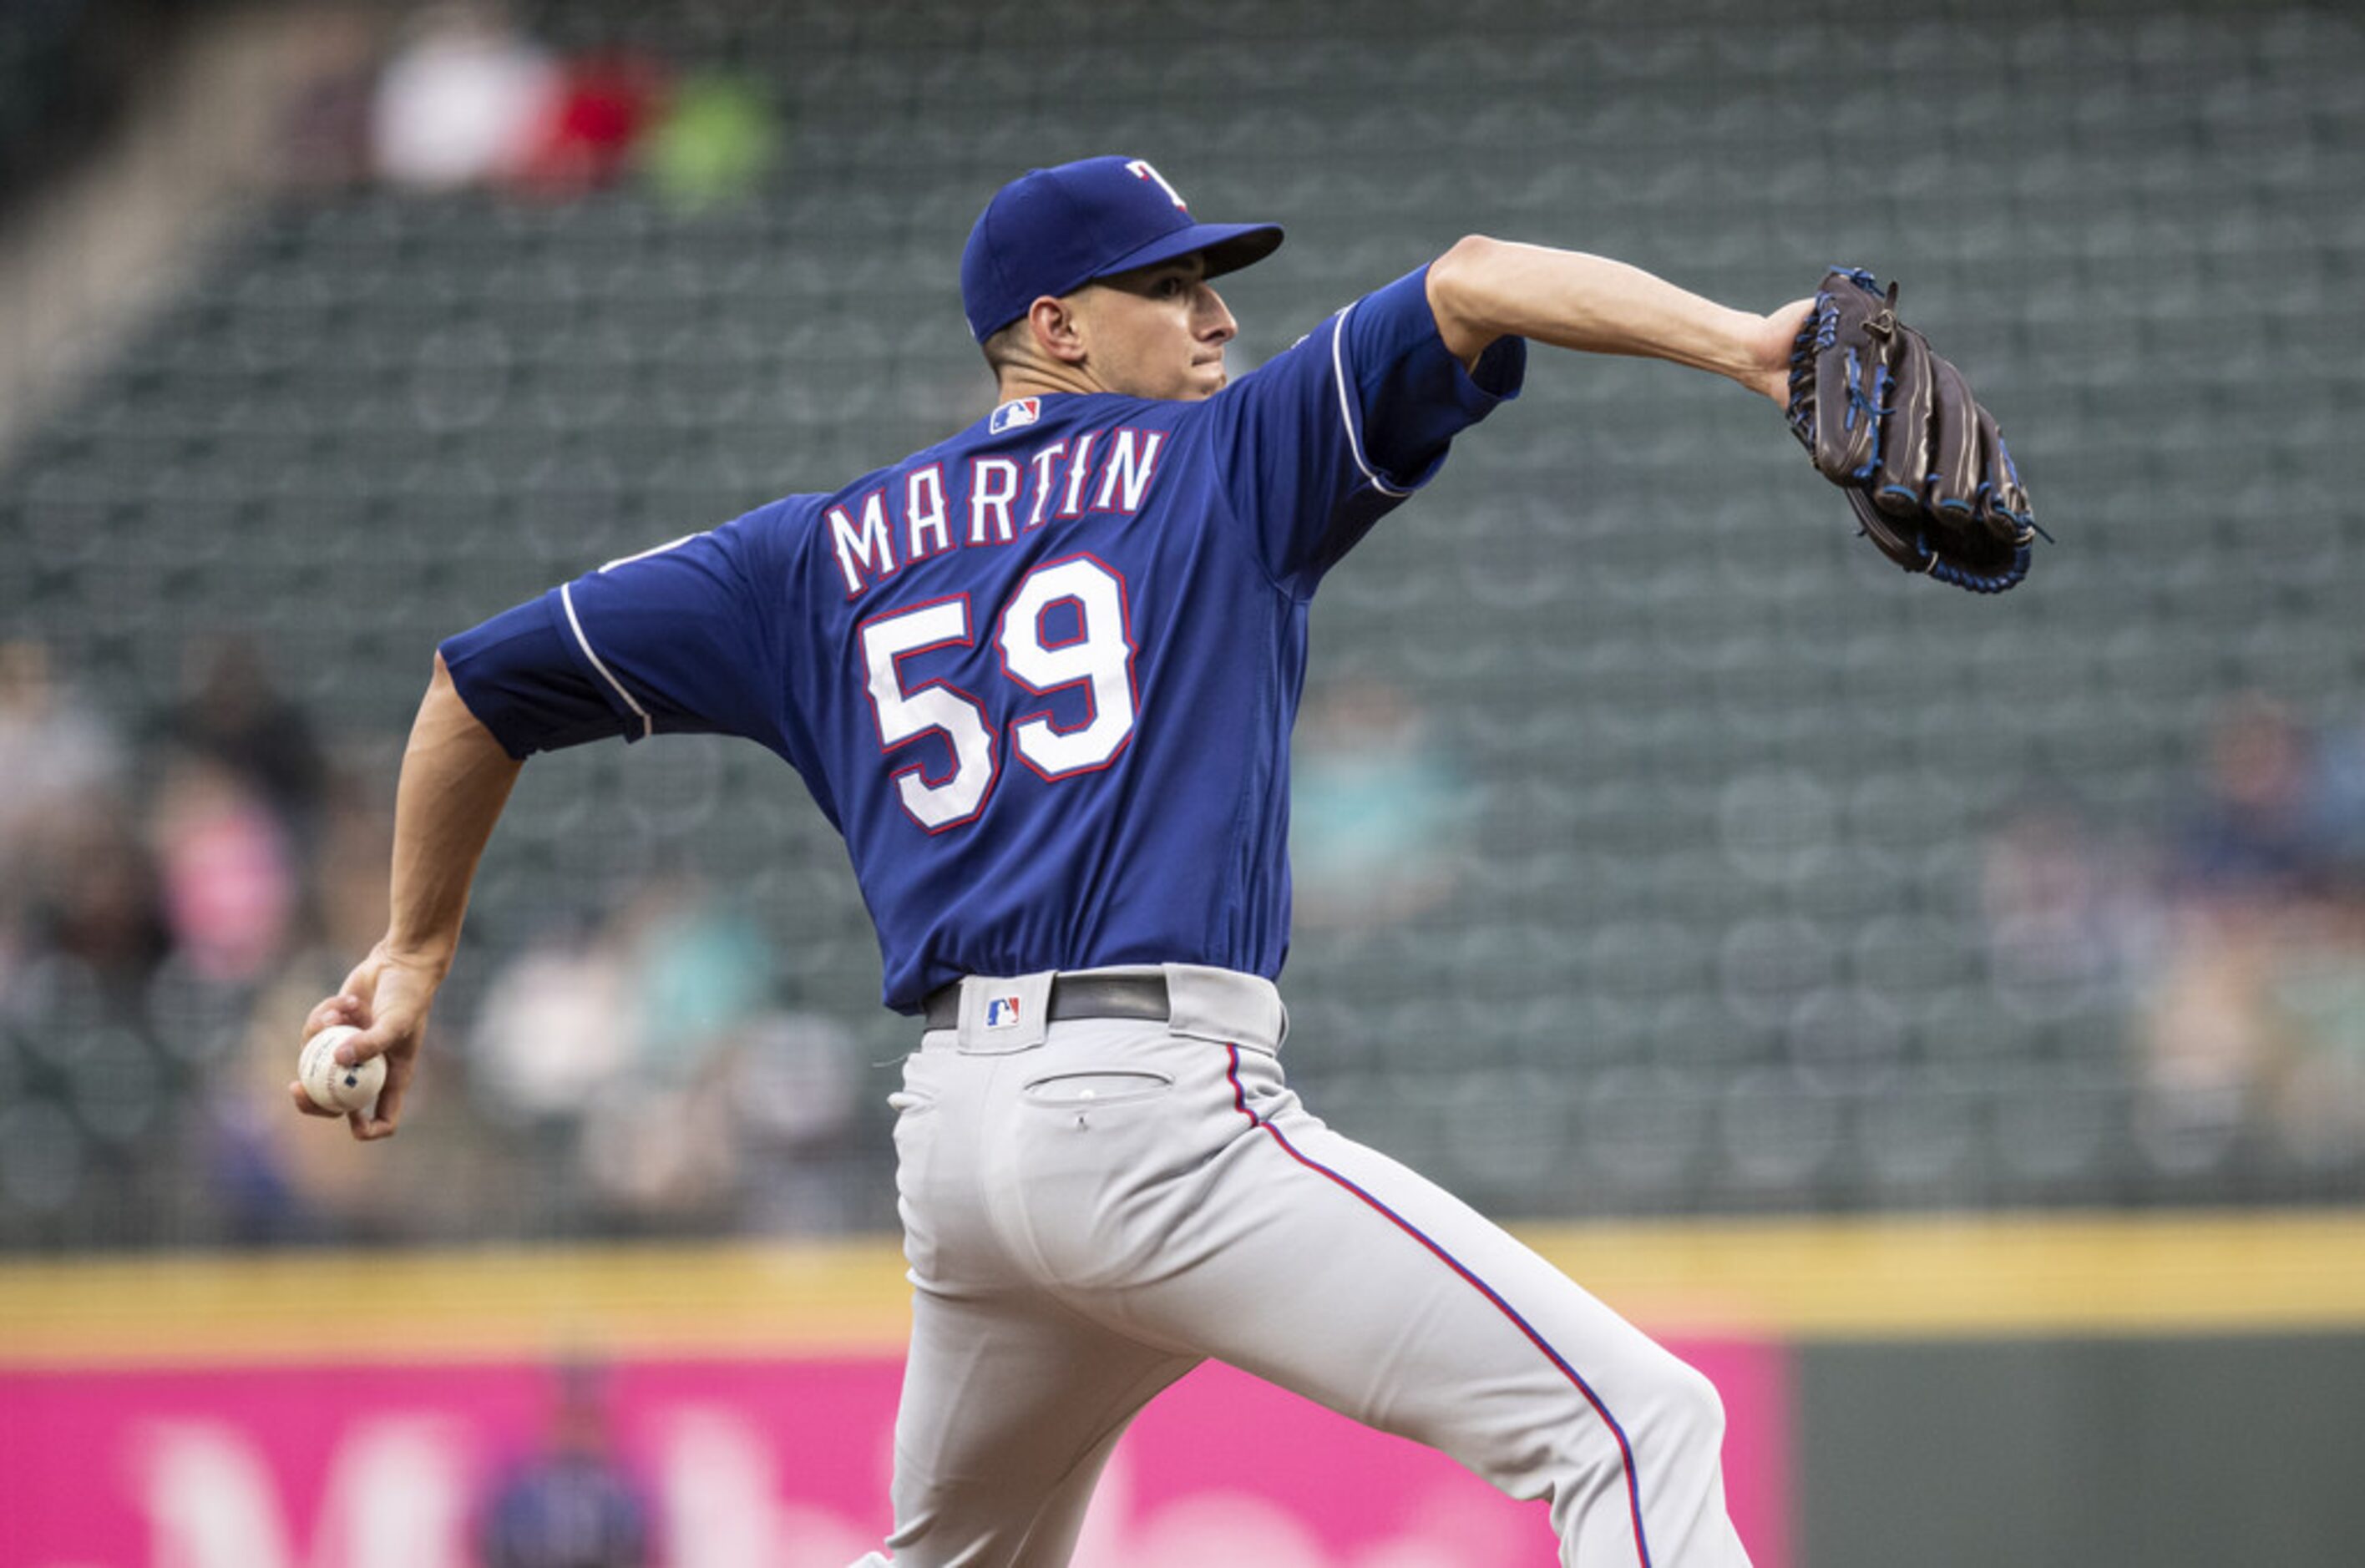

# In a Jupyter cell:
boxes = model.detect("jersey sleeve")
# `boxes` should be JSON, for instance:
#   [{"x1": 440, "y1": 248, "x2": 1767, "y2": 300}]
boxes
[
  {"x1": 1207, "y1": 264, "x2": 1526, "y2": 593},
  {"x1": 438, "y1": 507, "x2": 793, "y2": 759}
]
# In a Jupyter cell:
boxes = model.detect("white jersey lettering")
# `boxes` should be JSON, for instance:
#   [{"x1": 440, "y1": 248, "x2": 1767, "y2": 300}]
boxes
[
  {"x1": 829, "y1": 488, "x2": 896, "y2": 597},
  {"x1": 906, "y1": 464, "x2": 951, "y2": 562},
  {"x1": 1026, "y1": 441, "x2": 1068, "y2": 531},
  {"x1": 1057, "y1": 433, "x2": 1099, "y2": 518},
  {"x1": 1091, "y1": 428, "x2": 1166, "y2": 513},
  {"x1": 968, "y1": 458, "x2": 1020, "y2": 544},
  {"x1": 828, "y1": 426, "x2": 1171, "y2": 599}
]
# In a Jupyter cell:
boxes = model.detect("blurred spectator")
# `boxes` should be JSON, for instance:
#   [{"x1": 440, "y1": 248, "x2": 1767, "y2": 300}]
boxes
[
  {"x1": 472, "y1": 918, "x2": 637, "y2": 1125},
  {"x1": 1979, "y1": 802, "x2": 2153, "y2": 1019},
  {"x1": 202, "y1": 969, "x2": 332, "y2": 1247},
  {"x1": 641, "y1": 73, "x2": 777, "y2": 209},
  {"x1": 2304, "y1": 708, "x2": 2365, "y2": 890},
  {"x1": 2138, "y1": 893, "x2": 2365, "y2": 1174},
  {"x1": 577, "y1": 1069, "x2": 739, "y2": 1231},
  {"x1": 478, "y1": 1362, "x2": 651, "y2": 1568},
  {"x1": 160, "y1": 632, "x2": 330, "y2": 852},
  {"x1": 575, "y1": 880, "x2": 772, "y2": 1229},
  {"x1": 276, "y1": 5, "x2": 387, "y2": 190},
  {"x1": 2132, "y1": 695, "x2": 2365, "y2": 1171},
  {"x1": 2138, "y1": 908, "x2": 2283, "y2": 1168},
  {"x1": 0, "y1": 638, "x2": 125, "y2": 894},
  {"x1": 310, "y1": 760, "x2": 397, "y2": 959},
  {"x1": 16, "y1": 797, "x2": 170, "y2": 988},
  {"x1": 371, "y1": 1, "x2": 559, "y2": 191},
  {"x1": 2168, "y1": 695, "x2": 2329, "y2": 904},
  {"x1": 464, "y1": 874, "x2": 869, "y2": 1232},
  {"x1": 513, "y1": 48, "x2": 665, "y2": 198},
  {"x1": 2257, "y1": 923, "x2": 2365, "y2": 1167},
  {"x1": 187, "y1": 761, "x2": 407, "y2": 1245},
  {"x1": 474, "y1": 876, "x2": 772, "y2": 1122},
  {"x1": 149, "y1": 751, "x2": 298, "y2": 986},
  {"x1": 0, "y1": 640, "x2": 148, "y2": 1030},
  {"x1": 620, "y1": 877, "x2": 770, "y2": 1074},
  {"x1": 723, "y1": 1008, "x2": 864, "y2": 1233},
  {"x1": 1291, "y1": 677, "x2": 1466, "y2": 928}
]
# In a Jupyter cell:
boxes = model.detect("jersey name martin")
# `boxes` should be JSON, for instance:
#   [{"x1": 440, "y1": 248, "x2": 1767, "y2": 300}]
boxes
[{"x1": 828, "y1": 417, "x2": 1169, "y2": 599}]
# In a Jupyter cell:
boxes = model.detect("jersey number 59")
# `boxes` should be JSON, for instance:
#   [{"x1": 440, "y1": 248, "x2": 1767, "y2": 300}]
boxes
[{"x1": 858, "y1": 555, "x2": 1138, "y2": 832}]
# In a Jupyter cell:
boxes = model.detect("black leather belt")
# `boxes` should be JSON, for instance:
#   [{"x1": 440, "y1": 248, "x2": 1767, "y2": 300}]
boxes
[{"x1": 924, "y1": 974, "x2": 1170, "y2": 1030}]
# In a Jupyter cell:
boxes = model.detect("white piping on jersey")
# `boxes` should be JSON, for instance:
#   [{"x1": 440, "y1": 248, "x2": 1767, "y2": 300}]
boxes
[
  {"x1": 600, "y1": 532, "x2": 698, "y2": 573},
  {"x1": 1329, "y1": 303, "x2": 1413, "y2": 499},
  {"x1": 560, "y1": 581, "x2": 654, "y2": 741}
]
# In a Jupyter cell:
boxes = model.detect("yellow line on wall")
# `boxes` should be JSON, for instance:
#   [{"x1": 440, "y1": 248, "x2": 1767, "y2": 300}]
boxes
[
  {"x1": 1516, "y1": 1210, "x2": 2365, "y2": 1339},
  {"x1": 3, "y1": 1211, "x2": 2363, "y2": 1368},
  {"x1": 0, "y1": 1240, "x2": 917, "y2": 1368}
]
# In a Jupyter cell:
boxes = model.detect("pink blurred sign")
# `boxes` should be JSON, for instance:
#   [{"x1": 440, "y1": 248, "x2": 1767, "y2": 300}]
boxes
[{"x1": 0, "y1": 1342, "x2": 1785, "y2": 1568}]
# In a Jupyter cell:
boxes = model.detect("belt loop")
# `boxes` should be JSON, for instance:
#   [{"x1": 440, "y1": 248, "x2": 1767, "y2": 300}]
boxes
[{"x1": 1162, "y1": 964, "x2": 1286, "y2": 1055}]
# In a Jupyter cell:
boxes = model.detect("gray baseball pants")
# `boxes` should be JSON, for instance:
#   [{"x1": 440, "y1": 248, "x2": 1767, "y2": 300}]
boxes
[{"x1": 856, "y1": 964, "x2": 1752, "y2": 1567}]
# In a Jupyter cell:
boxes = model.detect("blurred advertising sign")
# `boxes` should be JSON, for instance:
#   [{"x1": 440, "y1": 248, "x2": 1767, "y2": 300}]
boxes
[{"x1": 0, "y1": 1343, "x2": 1785, "y2": 1567}]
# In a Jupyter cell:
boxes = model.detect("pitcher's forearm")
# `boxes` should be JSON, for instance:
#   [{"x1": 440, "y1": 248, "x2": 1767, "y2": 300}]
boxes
[
  {"x1": 384, "y1": 651, "x2": 524, "y2": 971},
  {"x1": 1426, "y1": 235, "x2": 1787, "y2": 394}
]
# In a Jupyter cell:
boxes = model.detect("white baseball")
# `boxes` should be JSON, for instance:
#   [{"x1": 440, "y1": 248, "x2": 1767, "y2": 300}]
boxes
[{"x1": 300, "y1": 1024, "x2": 386, "y2": 1113}]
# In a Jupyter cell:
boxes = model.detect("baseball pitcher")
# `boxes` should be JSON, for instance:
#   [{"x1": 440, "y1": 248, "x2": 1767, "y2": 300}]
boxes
[{"x1": 297, "y1": 154, "x2": 2032, "y2": 1565}]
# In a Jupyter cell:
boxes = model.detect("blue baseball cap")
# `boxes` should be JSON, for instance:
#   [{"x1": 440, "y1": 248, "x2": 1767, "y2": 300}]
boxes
[{"x1": 960, "y1": 155, "x2": 1284, "y2": 342}]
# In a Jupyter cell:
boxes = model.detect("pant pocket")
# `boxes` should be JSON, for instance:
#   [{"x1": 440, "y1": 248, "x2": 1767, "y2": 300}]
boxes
[{"x1": 1019, "y1": 1069, "x2": 1175, "y2": 1108}]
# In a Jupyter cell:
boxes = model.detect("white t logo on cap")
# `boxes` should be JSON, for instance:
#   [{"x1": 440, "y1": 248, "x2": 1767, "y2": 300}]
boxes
[{"x1": 1126, "y1": 159, "x2": 1188, "y2": 212}]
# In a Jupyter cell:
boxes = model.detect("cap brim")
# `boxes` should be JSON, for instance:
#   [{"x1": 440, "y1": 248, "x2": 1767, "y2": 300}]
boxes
[{"x1": 1091, "y1": 220, "x2": 1284, "y2": 286}]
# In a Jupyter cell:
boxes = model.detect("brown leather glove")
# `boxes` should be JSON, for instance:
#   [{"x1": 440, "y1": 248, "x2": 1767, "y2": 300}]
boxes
[{"x1": 1787, "y1": 267, "x2": 2040, "y2": 593}]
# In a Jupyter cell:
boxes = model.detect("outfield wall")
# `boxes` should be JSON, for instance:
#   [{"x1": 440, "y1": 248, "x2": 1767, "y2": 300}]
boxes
[{"x1": 3, "y1": 1212, "x2": 2362, "y2": 1568}]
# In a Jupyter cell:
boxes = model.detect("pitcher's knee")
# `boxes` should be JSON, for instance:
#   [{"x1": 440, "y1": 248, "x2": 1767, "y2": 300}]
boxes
[
  {"x1": 1537, "y1": 1353, "x2": 1735, "y2": 1560},
  {"x1": 1524, "y1": 1348, "x2": 1727, "y2": 1496},
  {"x1": 1642, "y1": 1355, "x2": 1727, "y2": 1456},
  {"x1": 1573, "y1": 1349, "x2": 1725, "y2": 1480}
]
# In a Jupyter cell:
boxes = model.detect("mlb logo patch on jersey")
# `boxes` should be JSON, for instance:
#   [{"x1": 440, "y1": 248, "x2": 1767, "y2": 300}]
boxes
[
  {"x1": 990, "y1": 397, "x2": 1041, "y2": 435},
  {"x1": 984, "y1": 995, "x2": 1023, "y2": 1030}
]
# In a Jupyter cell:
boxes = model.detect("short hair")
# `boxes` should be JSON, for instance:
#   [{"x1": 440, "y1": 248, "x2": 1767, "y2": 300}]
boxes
[{"x1": 980, "y1": 316, "x2": 1028, "y2": 374}]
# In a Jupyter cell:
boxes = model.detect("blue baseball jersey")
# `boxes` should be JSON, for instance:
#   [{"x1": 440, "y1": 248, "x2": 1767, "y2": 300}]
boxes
[{"x1": 443, "y1": 266, "x2": 1523, "y2": 1013}]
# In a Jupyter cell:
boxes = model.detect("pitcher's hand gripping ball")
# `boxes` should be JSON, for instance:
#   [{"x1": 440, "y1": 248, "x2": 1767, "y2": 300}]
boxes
[
  {"x1": 1787, "y1": 266, "x2": 2040, "y2": 593},
  {"x1": 300, "y1": 1024, "x2": 386, "y2": 1113}
]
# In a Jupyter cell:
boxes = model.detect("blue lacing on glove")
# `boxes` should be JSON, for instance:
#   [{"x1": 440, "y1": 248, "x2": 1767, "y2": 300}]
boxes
[
  {"x1": 1812, "y1": 267, "x2": 2041, "y2": 594},
  {"x1": 1870, "y1": 521, "x2": 2032, "y2": 595},
  {"x1": 1849, "y1": 361, "x2": 1892, "y2": 481},
  {"x1": 1929, "y1": 543, "x2": 2032, "y2": 594}
]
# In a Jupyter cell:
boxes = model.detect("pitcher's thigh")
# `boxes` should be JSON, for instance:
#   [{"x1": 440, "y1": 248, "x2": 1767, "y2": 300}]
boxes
[
  {"x1": 1135, "y1": 1102, "x2": 1750, "y2": 1567},
  {"x1": 883, "y1": 1287, "x2": 1198, "y2": 1568}
]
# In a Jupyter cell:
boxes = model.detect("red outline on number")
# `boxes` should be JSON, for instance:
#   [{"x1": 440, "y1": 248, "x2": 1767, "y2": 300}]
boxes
[
  {"x1": 858, "y1": 593, "x2": 1000, "y2": 835},
  {"x1": 1033, "y1": 595, "x2": 1088, "y2": 651},
  {"x1": 998, "y1": 554, "x2": 1141, "y2": 785}
]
